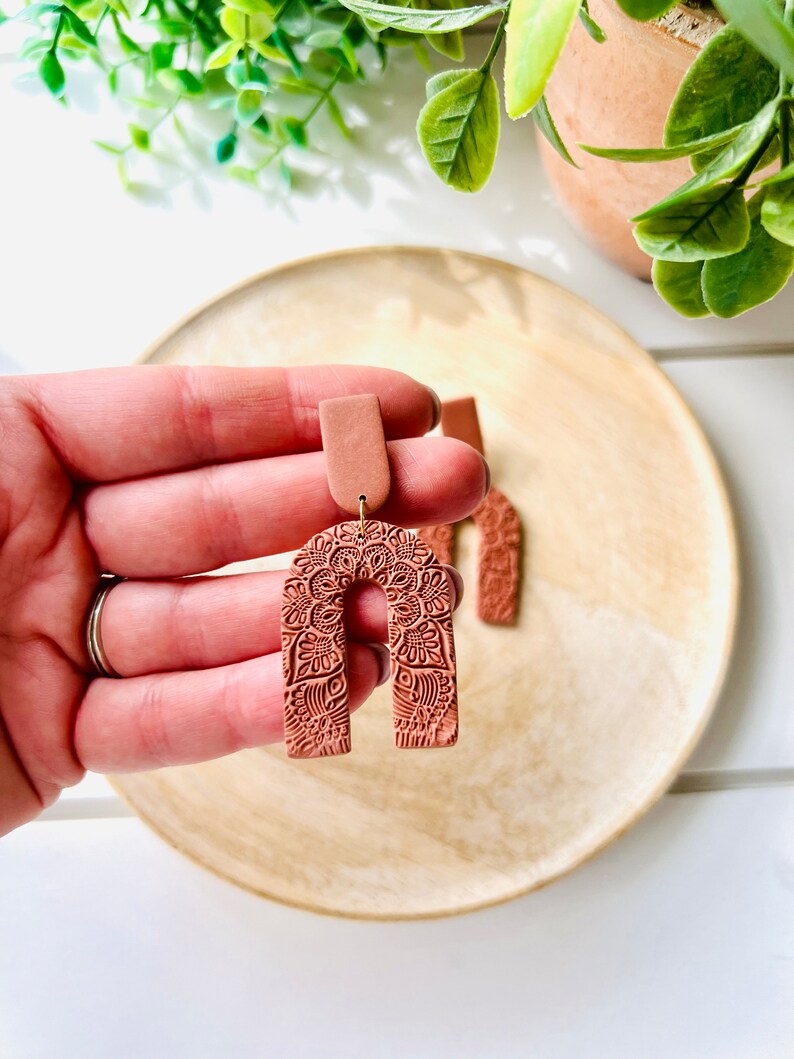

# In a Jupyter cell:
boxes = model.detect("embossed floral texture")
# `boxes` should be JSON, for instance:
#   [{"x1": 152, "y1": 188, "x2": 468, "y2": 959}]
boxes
[
  {"x1": 418, "y1": 486, "x2": 521, "y2": 626},
  {"x1": 282, "y1": 520, "x2": 458, "y2": 758}
]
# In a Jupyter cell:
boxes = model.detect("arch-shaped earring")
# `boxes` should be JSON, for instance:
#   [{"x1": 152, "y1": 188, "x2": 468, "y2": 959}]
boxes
[
  {"x1": 281, "y1": 394, "x2": 458, "y2": 759},
  {"x1": 418, "y1": 397, "x2": 521, "y2": 626},
  {"x1": 282, "y1": 521, "x2": 457, "y2": 758}
]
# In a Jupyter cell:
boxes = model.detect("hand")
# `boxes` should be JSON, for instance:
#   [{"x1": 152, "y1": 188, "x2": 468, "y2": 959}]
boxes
[{"x1": 0, "y1": 365, "x2": 488, "y2": 834}]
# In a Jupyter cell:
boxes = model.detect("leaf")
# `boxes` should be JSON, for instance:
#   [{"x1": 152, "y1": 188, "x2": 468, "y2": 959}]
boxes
[
  {"x1": 665, "y1": 25, "x2": 778, "y2": 173},
  {"x1": 64, "y1": 9, "x2": 97, "y2": 47},
  {"x1": 38, "y1": 50, "x2": 65, "y2": 97},
  {"x1": 613, "y1": 0, "x2": 675, "y2": 18},
  {"x1": 326, "y1": 94, "x2": 351, "y2": 138},
  {"x1": 107, "y1": 66, "x2": 118, "y2": 93},
  {"x1": 150, "y1": 42, "x2": 176, "y2": 70},
  {"x1": 533, "y1": 94, "x2": 577, "y2": 167},
  {"x1": 634, "y1": 185, "x2": 750, "y2": 262},
  {"x1": 283, "y1": 116, "x2": 307, "y2": 146},
  {"x1": 227, "y1": 61, "x2": 270, "y2": 89},
  {"x1": 419, "y1": 0, "x2": 465, "y2": 61},
  {"x1": 14, "y1": 3, "x2": 59, "y2": 22},
  {"x1": 115, "y1": 26, "x2": 144, "y2": 55},
  {"x1": 580, "y1": 122, "x2": 746, "y2": 162},
  {"x1": 426, "y1": 27, "x2": 463, "y2": 59},
  {"x1": 714, "y1": 0, "x2": 794, "y2": 83},
  {"x1": 417, "y1": 66, "x2": 499, "y2": 192},
  {"x1": 251, "y1": 41, "x2": 291, "y2": 65},
  {"x1": 149, "y1": 18, "x2": 192, "y2": 36},
  {"x1": 426, "y1": 68, "x2": 468, "y2": 99},
  {"x1": 206, "y1": 40, "x2": 241, "y2": 69},
  {"x1": 224, "y1": 0, "x2": 274, "y2": 13},
  {"x1": 759, "y1": 161, "x2": 794, "y2": 187},
  {"x1": 220, "y1": 6, "x2": 274, "y2": 40},
  {"x1": 94, "y1": 139, "x2": 125, "y2": 155},
  {"x1": 702, "y1": 193, "x2": 794, "y2": 317},
  {"x1": 335, "y1": 0, "x2": 505, "y2": 34},
  {"x1": 216, "y1": 131, "x2": 237, "y2": 162},
  {"x1": 305, "y1": 29, "x2": 342, "y2": 47},
  {"x1": 651, "y1": 260, "x2": 709, "y2": 318},
  {"x1": 761, "y1": 179, "x2": 794, "y2": 246},
  {"x1": 272, "y1": 28, "x2": 301, "y2": 75},
  {"x1": 633, "y1": 99, "x2": 779, "y2": 221},
  {"x1": 128, "y1": 123, "x2": 150, "y2": 150},
  {"x1": 504, "y1": 0, "x2": 580, "y2": 120},
  {"x1": 228, "y1": 164, "x2": 258, "y2": 183},
  {"x1": 105, "y1": 0, "x2": 130, "y2": 18},
  {"x1": 156, "y1": 68, "x2": 203, "y2": 94},
  {"x1": 235, "y1": 88, "x2": 264, "y2": 126},
  {"x1": 578, "y1": 0, "x2": 605, "y2": 43}
]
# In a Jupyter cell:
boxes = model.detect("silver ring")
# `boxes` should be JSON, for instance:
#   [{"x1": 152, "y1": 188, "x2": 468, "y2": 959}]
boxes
[{"x1": 86, "y1": 575, "x2": 126, "y2": 678}]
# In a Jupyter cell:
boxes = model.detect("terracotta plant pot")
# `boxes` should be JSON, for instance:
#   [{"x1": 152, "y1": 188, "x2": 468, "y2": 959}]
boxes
[{"x1": 539, "y1": 0, "x2": 723, "y2": 280}]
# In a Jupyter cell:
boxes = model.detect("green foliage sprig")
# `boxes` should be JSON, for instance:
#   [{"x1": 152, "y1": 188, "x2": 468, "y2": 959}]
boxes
[
  {"x1": 332, "y1": 0, "x2": 794, "y2": 317},
  {"x1": 4, "y1": 0, "x2": 448, "y2": 190}
]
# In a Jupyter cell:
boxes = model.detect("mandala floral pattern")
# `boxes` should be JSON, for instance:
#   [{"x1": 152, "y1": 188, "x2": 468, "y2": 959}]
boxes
[
  {"x1": 418, "y1": 486, "x2": 521, "y2": 626},
  {"x1": 282, "y1": 520, "x2": 458, "y2": 758}
]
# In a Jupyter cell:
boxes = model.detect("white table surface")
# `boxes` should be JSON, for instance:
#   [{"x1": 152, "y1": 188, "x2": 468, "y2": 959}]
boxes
[{"x1": 1, "y1": 37, "x2": 793, "y2": 1059}]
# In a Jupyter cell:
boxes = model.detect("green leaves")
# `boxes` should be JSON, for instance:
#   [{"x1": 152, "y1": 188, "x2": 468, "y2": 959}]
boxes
[
  {"x1": 156, "y1": 67, "x2": 202, "y2": 94},
  {"x1": 651, "y1": 261, "x2": 708, "y2": 318},
  {"x1": 206, "y1": 41, "x2": 241, "y2": 69},
  {"x1": 613, "y1": 0, "x2": 675, "y2": 18},
  {"x1": 664, "y1": 25, "x2": 778, "y2": 171},
  {"x1": 702, "y1": 195, "x2": 794, "y2": 317},
  {"x1": 580, "y1": 124, "x2": 747, "y2": 163},
  {"x1": 335, "y1": 0, "x2": 505, "y2": 33},
  {"x1": 761, "y1": 179, "x2": 794, "y2": 245},
  {"x1": 417, "y1": 67, "x2": 499, "y2": 192},
  {"x1": 634, "y1": 185, "x2": 750, "y2": 262},
  {"x1": 220, "y1": 5, "x2": 274, "y2": 41},
  {"x1": 38, "y1": 49, "x2": 64, "y2": 97},
  {"x1": 533, "y1": 94, "x2": 577, "y2": 166},
  {"x1": 715, "y1": 0, "x2": 794, "y2": 84},
  {"x1": 504, "y1": 0, "x2": 580, "y2": 120},
  {"x1": 634, "y1": 99, "x2": 779, "y2": 221},
  {"x1": 128, "y1": 122, "x2": 149, "y2": 149}
]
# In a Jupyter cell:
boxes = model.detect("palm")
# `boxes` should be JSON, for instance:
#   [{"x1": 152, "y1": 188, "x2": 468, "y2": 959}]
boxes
[
  {"x1": 0, "y1": 365, "x2": 487, "y2": 835},
  {"x1": 0, "y1": 405, "x2": 97, "y2": 828}
]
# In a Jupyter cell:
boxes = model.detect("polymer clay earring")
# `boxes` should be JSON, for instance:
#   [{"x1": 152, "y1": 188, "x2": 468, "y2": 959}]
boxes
[
  {"x1": 281, "y1": 394, "x2": 458, "y2": 759},
  {"x1": 419, "y1": 396, "x2": 521, "y2": 626}
]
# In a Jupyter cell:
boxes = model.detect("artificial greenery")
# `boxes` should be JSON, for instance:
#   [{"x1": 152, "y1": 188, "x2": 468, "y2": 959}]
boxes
[
  {"x1": 5, "y1": 0, "x2": 794, "y2": 316},
  {"x1": 2, "y1": 0, "x2": 445, "y2": 190}
]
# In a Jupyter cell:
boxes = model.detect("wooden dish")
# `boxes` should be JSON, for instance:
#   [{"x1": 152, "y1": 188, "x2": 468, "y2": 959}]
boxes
[{"x1": 113, "y1": 246, "x2": 737, "y2": 919}]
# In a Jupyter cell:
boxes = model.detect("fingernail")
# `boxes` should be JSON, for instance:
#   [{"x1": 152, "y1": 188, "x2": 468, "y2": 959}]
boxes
[
  {"x1": 442, "y1": 565, "x2": 464, "y2": 610},
  {"x1": 426, "y1": 386, "x2": 442, "y2": 431},
  {"x1": 482, "y1": 456, "x2": 491, "y2": 497},
  {"x1": 366, "y1": 642, "x2": 391, "y2": 686}
]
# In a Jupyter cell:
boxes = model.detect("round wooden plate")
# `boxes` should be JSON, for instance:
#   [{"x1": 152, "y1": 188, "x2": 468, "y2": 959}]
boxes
[{"x1": 113, "y1": 247, "x2": 737, "y2": 919}]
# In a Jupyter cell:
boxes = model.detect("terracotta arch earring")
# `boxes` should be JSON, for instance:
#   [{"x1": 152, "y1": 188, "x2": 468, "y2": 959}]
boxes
[
  {"x1": 419, "y1": 397, "x2": 521, "y2": 626},
  {"x1": 281, "y1": 394, "x2": 458, "y2": 759}
]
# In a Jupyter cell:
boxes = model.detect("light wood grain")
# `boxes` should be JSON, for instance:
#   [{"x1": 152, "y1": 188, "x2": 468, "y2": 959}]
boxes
[{"x1": 113, "y1": 247, "x2": 737, "y2": 919}]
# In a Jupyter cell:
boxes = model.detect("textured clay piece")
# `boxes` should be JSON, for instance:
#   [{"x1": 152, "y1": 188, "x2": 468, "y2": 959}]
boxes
[
  {"x1": 440, "y1": 396, "x2": 484, "y2": 455},
  {"x1": 319, "y1": 394, "x2": 391, "y2": 516},
  {"x1": 418, "y1": 396, "x2": 521, "y2": 626},
  {"x1": 282, "y1": 520, "x2": 458, "y2": 758}
]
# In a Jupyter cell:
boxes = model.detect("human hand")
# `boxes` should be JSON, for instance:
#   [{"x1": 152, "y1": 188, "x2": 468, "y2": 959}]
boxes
[{"x1": 0, "y1": 365, "x2": 488, "y2": 834}]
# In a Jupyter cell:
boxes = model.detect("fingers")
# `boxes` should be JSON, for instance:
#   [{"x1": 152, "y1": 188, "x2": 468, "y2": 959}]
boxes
[
  {"x1": 75, "y1": 642, "x2": 388, "y2": 773},
  {"x1": 99, "y1": 566, "x2": 463, "y2": 676},
  {"x1": 83, "y1": 436, "x2": 488, "y2": 577},
  {"x1": 19, "y1": 365, "x2": 439, "y2": 482}
]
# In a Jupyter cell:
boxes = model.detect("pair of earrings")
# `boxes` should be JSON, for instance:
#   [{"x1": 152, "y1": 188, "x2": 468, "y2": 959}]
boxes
[{"x1": 281, "y1": 393, "x2": 521, "y2": 759}]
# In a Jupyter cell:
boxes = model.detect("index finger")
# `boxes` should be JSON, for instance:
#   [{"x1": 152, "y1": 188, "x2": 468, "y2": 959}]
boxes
[{"x1": 17, "y1": 364, "x2": 439, "y2": 483}]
